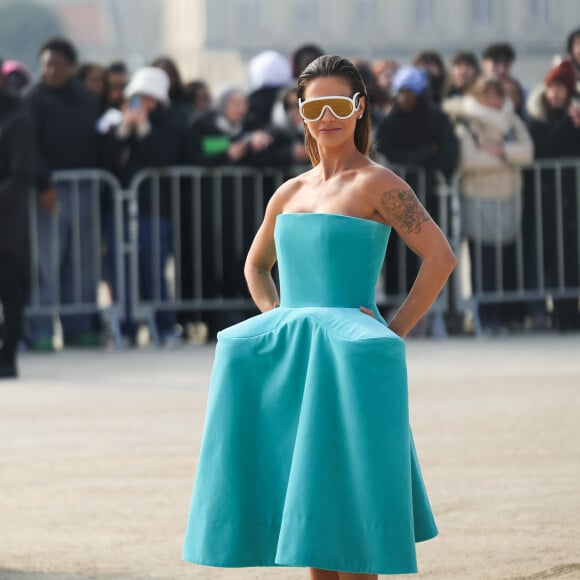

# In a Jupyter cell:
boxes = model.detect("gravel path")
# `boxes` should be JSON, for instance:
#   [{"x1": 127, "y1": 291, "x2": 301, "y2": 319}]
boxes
[{"x1": 1, "y1": 335, "x2": 579, "y2": 580}]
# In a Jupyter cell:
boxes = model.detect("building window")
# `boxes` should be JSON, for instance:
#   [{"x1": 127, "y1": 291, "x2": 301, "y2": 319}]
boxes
[
  {"x1": 528, "y1": 0, "x2": 550, "y2": 25},
  {"x1": 237, "y1": 0, "x2": 259, "y2": 32},
  {"x1": 470, "y1": 0, "x2": 492, "y2": 26},
  {"x1": 294, "y1": 0, "x2": 319, "y2": 31},
  {"x1": 354, "y1": 0, "x2": 376, "y2": 31},
  {"x1": 413, "y1": 0, "x2": 434, "y2": 27}
]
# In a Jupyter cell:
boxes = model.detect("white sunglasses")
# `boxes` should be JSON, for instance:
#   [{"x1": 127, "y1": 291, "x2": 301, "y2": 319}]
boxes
[{"x1": 298, "y1": 92, "x2": 362, "y2": 121}]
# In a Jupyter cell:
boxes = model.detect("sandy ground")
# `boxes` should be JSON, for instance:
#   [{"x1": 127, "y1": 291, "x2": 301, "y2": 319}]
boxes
[{"x1": 1, "y1": 335, "x2": 579, "y2": 580}]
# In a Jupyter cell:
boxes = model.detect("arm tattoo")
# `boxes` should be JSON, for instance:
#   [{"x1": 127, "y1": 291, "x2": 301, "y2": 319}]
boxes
[{"x1": 380, "y1": 188, "x2": 429, "y2": 235}]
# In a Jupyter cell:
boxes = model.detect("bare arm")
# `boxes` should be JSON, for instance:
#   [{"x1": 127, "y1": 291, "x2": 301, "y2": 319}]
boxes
[
  {"x1": 377, "y1": 180, "x2": 457, "y2": 337},
  {"x1": 244, "y1": 189, "x2": 289, "y2": 312}
]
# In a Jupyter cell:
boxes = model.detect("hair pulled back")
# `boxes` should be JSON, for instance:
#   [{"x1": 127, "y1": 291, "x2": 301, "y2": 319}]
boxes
[{"x1": 296, "y1": 55, "x2": 371, "y2": 166}]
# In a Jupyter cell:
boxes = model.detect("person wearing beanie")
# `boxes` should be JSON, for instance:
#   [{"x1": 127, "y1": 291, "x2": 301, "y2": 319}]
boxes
[
  {"x1": 1, "y1": 60, "x2": 31, "y2": 95},
  {"x1": 377, "y1": 66, "x2": 459, "y2": 189},
  {"x1": 526, "y1": 60, "x2": 579, "y2": 157},
  {"x1": 246, "y1": 50, "x2": 292, "y2": 130},
  {"x1": 0, "y1": 58, "x2": 37, "y2": 377},
  {"x1": 544, "y1": 59, "x2": 577, "y2": 97},
  {"x1": 524, "y1": 59, "x2": 580, "y2": 332},
  {"x1": 101, "y1": 66, "x2": 184, "y2": 346},
  {"x1": 376, "y1": 65, "x2": 458, "y2": 328}
]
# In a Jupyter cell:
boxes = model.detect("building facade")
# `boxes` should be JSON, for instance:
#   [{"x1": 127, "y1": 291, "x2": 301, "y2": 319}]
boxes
[{"x1": 163, "y1": 0, "x2": 580, "y2": 88}]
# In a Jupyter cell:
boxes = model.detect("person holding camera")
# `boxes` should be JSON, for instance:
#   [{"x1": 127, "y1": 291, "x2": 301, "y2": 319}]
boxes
[{"x1": 102, "y1": 66, "x2": 184, "y2": 345}]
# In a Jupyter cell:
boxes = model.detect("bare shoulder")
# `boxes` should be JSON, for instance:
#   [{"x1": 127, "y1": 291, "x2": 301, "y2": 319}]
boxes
[
  {"x1": 366, "y1": 164, "x2": 430, "y2": 234},
  {"x1": 265, "y1": 170, "x2": 312, "y2": 216}
]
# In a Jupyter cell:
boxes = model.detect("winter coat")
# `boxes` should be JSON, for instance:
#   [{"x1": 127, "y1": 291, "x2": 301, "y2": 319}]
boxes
[
  {"x1": 101, "y1": 105, "x2": 185, "y2": 216},
  {"x1": 185, "y1": 111, "x2": 295, "y2": 169},
  {"x1": 25, "y1": 79, "x2": 100, "y2": 192},
  {"x1": 525, "y1": 84, "x2": 580, "y2": 159},
  {"x1": 0, "y1": 91, "x2": 36, "y2": 273},
  {"x1": 375, "y1": 97, "x2": 459, "y2": 224},
  {"x1": 443, "y1": 95, "x2": 533, "y2": 244},
  {"x1": 375, "y1": 98, "x2": 459, "y2": 180}
]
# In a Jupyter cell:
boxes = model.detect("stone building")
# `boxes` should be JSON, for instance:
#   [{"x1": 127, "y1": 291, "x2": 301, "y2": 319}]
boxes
[{"x1": 163, "y1": 0, "x2": 580, "y2": 88}]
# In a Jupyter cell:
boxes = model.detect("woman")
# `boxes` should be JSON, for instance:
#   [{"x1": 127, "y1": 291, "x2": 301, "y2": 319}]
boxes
[
  {"x1": 101, "y1": 66, "x2": 184, "y2": 345},
  {"x1": 185, "y1": 84, "x2": 280, "y2": 166},
  {"x1": 443, "y1": 77, "x2": 533, "y2": 333},
  {"x1": 525, "y1": 60, "x2": 580, "y2": 331},
  {"x1": 182, "y1": 55, "x2": 457, "y2": 578}
]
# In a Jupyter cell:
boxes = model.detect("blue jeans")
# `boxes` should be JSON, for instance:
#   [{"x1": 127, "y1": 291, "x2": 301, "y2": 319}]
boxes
[
  {"x1": 28, "y1": 181, "x2": 99, "y2": 341},
  {"x1": 106, "y1": 214, "x2": 175, "y2": 338}
]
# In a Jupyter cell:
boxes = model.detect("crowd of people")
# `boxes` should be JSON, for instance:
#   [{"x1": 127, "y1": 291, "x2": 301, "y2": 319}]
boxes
[{"x1": 1, "y1": 31, "x2": 580, "y2": 374}]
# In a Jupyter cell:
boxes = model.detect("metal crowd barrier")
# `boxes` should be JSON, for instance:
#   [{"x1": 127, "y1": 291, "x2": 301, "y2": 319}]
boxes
[
  {"x1": 125, "y1": 165, "x2": 287, "y2": 343},
  {"x1": 124, "y1": 163, "x2": 450, "y2": 342},
  {"x1": 25, "y1": 160, "x2": 578, "y2": 345},
  {"x1": 23, "y1": 164, "x2": 453, "y2": 345},
  {"x1": 449, "y1": 158, "x2": 580, "y2": 334},
  {"x1": 26, "y1": 169, "x2": 127, "y2": 347}
]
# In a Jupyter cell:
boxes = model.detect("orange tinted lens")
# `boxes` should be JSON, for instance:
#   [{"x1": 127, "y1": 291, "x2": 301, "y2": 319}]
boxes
[
  {"x1": 325, "y1": 98, "x2": 353, "y2": 117},
  {"x1": 301, "y1": 100, "x2": 324, "y2": 119},
  {"x1": 301, "y1": 97, "x2": 354, "y2": 119}
]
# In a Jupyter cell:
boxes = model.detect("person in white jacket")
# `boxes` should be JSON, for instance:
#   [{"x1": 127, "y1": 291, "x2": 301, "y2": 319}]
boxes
[{"x1": 443, "y1": 77, "x2": 533, "y2": 333}]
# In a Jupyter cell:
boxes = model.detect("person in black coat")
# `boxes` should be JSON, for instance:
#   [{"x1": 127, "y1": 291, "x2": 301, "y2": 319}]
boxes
[
  {"x1": 376, "y1": 66, "x2": 459, "y2": 327},
  {"x1": 183, "y1": 85, "x2": 296, "y2": 338},
  {"x1": 524, "y1": 60, "x2": 580, "y2": 331},
  {"x1": 101, "y1": 66, "x2": 185, "y2": 345},
  {"x1": 25, "y1": 37, "x2": 101, "y2": 349},
  {"x1": 245, "y1": 50, "x2": 292, "y2": 131},
  {"x1": 376, "y1": 66, "x2": 459, "y2": 221},
  {"x1": 0, "y1": 61, "x2": 36, "y2": 377}
]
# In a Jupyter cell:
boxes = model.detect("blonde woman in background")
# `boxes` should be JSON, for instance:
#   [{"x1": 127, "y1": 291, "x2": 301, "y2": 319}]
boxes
[{"x1": 443, "y1": 77, "x2": 533, "y2": 334}]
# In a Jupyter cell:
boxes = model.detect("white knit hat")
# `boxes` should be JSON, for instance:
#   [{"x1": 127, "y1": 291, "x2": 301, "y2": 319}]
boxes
[
  {"x1": 124, "y1": 67, "x2": 170, "y2": 105},
  {"x1": 248, "y1": 50, "x2": 292, "y2": 90}
]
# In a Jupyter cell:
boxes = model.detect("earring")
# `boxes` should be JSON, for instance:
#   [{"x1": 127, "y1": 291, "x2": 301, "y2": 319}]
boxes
[{"x1": 358, "y1": 115, "x2": 363, "y2": 119}]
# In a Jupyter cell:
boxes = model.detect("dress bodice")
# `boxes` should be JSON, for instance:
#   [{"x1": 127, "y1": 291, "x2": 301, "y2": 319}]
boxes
[{"x1": 274, "y1": 213, "x2": 391, "y2": 308}]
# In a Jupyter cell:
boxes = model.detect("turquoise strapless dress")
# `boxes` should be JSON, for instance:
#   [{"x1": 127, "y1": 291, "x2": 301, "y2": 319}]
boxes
[{"x1": 182, "y1": 213, "x2": 438, "y2": 575}]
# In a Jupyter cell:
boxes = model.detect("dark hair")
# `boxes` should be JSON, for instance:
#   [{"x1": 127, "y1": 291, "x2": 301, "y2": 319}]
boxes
[
  {"x1": 185, "y1": 79, "x2": 211, "y2": 108},
  {"x1": 413, "y1": 50, "x2": 446, "y2": 75},
  {"x1": 39, "y1": 37, "x2": 78, "y2": 65},
  {"x1": 151, "y1": 55, "x2": 185, "y2": 101},
  {"x1": 482, "y1": 43, "x2": 516, "y2": 63},
  {"x1": 78, "y1": 62, "x2": 103, "y2": 82},
  {"x1": 567, "y1": 28, "x2": 580, "y2": 54},
  {"x1": 108, "y1": 61, "x2": 128, "y2": 75},
  {"x1": 291, "y1": 43, "x2": 325, "y2": 78},
  {"x1": 296, "y1": 55, "x2": 371, "y2": 166},
  {"x1": 280, "y1": 85, "x2": 298, "y2": 113},
  {"x1": 451, "y1": 51, "x2": 480, "y2": 72},
  {"x1": 412, "y1": 50, "x2": 447, "y2": 103}
]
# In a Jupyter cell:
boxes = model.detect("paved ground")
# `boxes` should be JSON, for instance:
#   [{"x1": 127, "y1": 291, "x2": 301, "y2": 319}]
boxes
[{"x1": 1, "y1": 335, "x2": 579, "y2": 580}]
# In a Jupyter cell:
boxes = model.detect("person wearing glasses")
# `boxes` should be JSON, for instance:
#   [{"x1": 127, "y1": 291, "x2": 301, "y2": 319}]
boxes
[{"x1": 183, "y1": 55, "x2": 457, "y2": 579}]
